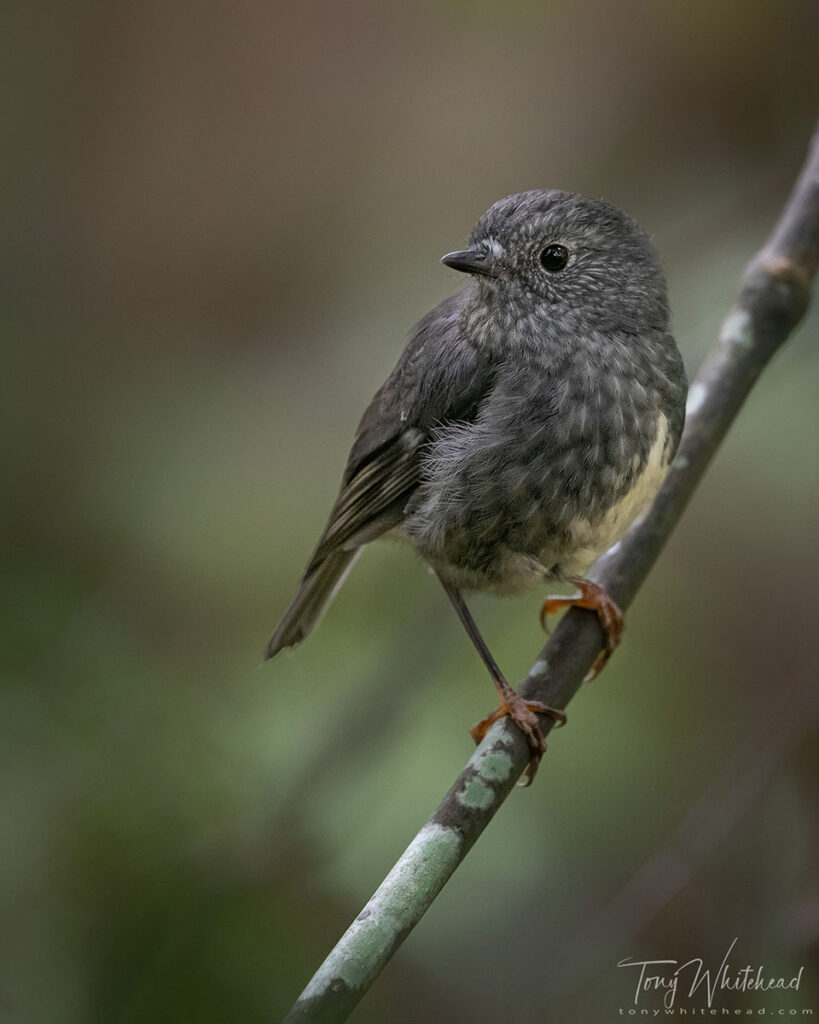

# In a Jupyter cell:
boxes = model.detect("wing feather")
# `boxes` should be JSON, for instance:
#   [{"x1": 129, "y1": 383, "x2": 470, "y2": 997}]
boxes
[{"x1": 307, "y1": 430, "x2": 423, "y2": 569}]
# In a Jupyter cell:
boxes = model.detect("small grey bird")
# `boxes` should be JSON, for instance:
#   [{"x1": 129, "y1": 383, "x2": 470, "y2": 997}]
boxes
[{"x1": 265, "y1": 190, "x2": 686, "y2": 777}]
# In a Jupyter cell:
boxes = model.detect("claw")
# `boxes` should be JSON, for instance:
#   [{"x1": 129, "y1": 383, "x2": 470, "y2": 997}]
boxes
[
  {"x1": 471, "y1": 695, "x2": 567, "y2": 784},
  {"x1": 541, "y1": 577, "x2": 624, "y2": 681}
]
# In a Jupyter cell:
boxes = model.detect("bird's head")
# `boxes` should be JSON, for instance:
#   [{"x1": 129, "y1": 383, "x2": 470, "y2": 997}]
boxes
[{"x1": 441, "y1": 190, "x2": 669, "y2": 336}]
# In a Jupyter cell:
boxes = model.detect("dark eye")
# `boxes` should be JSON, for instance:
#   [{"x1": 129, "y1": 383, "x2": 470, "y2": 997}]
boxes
[{"x1": 539, "y1": 243, "x2": 569, "y2": 272}]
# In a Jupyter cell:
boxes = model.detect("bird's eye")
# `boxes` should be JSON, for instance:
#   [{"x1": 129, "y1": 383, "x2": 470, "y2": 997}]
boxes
[{"x1": 539, "y1": 244, "x2": 569, "y2": 272}]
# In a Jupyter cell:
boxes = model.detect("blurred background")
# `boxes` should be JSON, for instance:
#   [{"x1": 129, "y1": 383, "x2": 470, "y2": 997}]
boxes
[{"x1": 3, "y1": 1, "x2": 819, "y2": 1021}]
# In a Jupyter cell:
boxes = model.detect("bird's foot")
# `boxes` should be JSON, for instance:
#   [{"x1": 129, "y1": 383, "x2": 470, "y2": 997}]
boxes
[
  {"x1": 471, "y1": 695, "x2": 567, "y2": 785},
  {"x1": 540, "y1": 577, "x2": 624, "y2": 681}
]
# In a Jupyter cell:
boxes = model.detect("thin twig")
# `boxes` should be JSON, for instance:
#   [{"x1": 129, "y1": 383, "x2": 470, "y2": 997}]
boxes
[{"x1": 283, "y1": 120, "x2": 819, "y2": 1024}]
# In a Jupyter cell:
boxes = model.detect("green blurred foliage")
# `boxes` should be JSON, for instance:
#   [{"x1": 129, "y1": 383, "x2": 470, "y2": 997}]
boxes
[{"x1": 3, "y1": 1, "x2": 819, "y2": 1020}]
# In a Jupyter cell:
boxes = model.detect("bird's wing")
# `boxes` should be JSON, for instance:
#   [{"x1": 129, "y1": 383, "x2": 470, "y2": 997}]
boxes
[
  {"x1": 305, "y1": 290, "x2": 494, "y2": 572},
  {"x1": 305, "y1": 429, "x2": 424, "y2": 568}
]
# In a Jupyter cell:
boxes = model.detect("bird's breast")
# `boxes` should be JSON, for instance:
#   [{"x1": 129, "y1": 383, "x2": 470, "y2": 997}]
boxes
[{"x1": 556, "y1": 412, "x2": 671, "y2": 577}]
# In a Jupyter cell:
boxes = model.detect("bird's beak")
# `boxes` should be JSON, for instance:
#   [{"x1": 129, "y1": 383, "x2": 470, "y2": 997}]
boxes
[{"x1": 440, "y1": 249, "x2": 499, "y2": 278}]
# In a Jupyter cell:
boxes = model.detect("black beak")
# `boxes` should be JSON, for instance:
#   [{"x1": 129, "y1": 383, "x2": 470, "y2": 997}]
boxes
[{"x1": 440, "y1": 249, "x2": 499, "y2": 278}]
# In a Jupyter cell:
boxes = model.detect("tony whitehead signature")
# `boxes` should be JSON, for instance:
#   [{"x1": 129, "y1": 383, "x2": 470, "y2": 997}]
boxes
[{"x1": 618, "y1": 937, "x2": 805, "y2": 1009}]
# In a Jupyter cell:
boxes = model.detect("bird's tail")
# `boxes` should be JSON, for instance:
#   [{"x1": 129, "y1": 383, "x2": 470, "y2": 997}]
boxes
[{"x1": 263, "y1": 547, "x2": 361, "y2": 661}]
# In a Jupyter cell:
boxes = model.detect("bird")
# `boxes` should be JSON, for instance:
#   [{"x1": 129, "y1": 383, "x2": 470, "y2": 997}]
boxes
[{"x1": 264, "y1": 189, "x2": 687, "y2": 779}]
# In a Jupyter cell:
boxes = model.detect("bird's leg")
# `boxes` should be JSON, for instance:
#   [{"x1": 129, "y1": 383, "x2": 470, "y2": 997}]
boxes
[
  {"x1": 540, "y1": 576, "x2": 624, "y2": 681},
  {"x1": 437, "y1": 574, "x2": 566, "y2": 782}
]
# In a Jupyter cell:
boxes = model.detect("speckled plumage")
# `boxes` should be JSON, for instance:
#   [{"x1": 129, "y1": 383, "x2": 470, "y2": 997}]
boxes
[{"x1": 265, "y1": 190, "x2": 687, "y2": 658}]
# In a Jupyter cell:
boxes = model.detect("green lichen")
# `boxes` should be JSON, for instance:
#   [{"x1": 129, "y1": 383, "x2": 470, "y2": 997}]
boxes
[
  {"x1": 475, "y1": 749, "x2": 513, "y2": 784},
  {"x1": 301, "y1": 824, "x2": 461, "y2": 997},
  {"x1": 721, "y1": 308, "x2": 754, "y2": 349},
  {"x1": 458, "y1": 776, "x2": 494, "y2": 809}
]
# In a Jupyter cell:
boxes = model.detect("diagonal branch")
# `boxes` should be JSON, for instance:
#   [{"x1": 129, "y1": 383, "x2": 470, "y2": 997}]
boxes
[{"x1": 283, "y1": 120, "x2": 819, "y2": 1024}]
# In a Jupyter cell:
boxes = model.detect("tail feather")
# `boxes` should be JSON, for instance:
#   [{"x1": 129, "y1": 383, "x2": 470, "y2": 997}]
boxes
[{"x1": 263, "y1": 548, "x2": 361, "y2": 661}]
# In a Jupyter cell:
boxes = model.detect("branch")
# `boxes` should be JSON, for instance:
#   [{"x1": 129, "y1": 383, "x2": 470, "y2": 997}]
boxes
[{"x1": 283, "y1": 121, "x2": 819, "y2": 1024}]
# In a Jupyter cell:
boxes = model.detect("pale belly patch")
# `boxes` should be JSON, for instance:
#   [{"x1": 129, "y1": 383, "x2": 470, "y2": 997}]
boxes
[{"x1": 558, "y1": 413, "x2": 671, "y2": 577}]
